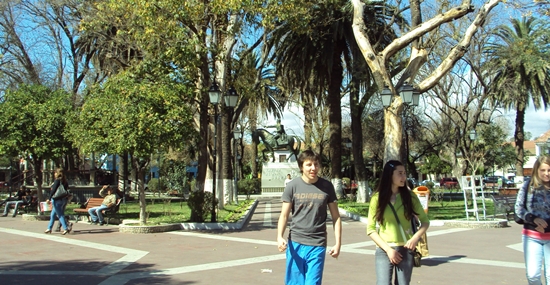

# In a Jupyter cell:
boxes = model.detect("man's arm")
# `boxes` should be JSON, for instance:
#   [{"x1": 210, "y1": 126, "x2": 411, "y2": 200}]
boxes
[
  {"x1": 277, "y1": 201, "x2": 292, "y2": 252},
  {"x1": 327, "y1": 202, "x2": 341, "y2": 258}
]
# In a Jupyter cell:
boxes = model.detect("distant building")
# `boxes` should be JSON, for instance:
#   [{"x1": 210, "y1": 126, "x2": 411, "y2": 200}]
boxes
[{"x1": 509, "y1": 129, "x2": 550, "y2": 181}]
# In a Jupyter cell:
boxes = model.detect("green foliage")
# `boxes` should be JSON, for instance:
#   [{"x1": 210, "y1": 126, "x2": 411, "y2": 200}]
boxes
[
  {"x1": 423, "y1": 181, "x2": 435, "y2": 190},
  {"x1": 147, "y1": 178, "x2": 166, "y2": 193},
  {"x1": 221, "y1": 200, "x2": 255, "y2": 223},
  {"x1": 68, "y1": 72, "x2": 197, "y2": 156},
  {"x1": 67, "y1": 199, "x2": 248, "y2": 224},
  {"x1": 478, "y1": 124, "x2": 517, "y2": 174},
  {"x1": 237, "y1": 178, "x2": 260, "y2": 197},
  {"x1": 187, "y1": 190, "x2": 217, "y2": 222},
  {"x1": 0, "y1": 84, "x2": 72, "y2": 159},
  {"x1": 161, "y1": 160, "x2": 190, "y2": 194},
  {"x1": 339, "y1": 200, "x2": 496, "y2": 221},
  {"x1": 419, "y1": 154, "x2": 452, "y2": 177}
]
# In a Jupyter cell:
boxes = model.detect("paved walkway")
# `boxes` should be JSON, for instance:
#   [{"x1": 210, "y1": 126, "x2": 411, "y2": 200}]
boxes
[{"x1": 0, "y1": 197, "x2": 527, "y2": 284}]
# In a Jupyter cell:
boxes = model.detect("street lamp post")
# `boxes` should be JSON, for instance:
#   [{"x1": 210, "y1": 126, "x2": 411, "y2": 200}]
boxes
[
  {"x1": 233, "y1": 129, "x2": 242, "y2": 204},
  {"x1": 343, "y1": 137, "x2": 352, "y2": 179},
  {"x1": 224, "y1": 86, "x2": 238, "y2": 205},
  {"x1": 208, "y1": 82, "x2": 221, "y2": 222}
]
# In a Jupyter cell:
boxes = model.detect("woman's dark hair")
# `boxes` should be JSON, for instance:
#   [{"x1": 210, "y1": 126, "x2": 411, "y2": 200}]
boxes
[{"x1": 374, "y1": 160, "x2": 418, "y2": 224}]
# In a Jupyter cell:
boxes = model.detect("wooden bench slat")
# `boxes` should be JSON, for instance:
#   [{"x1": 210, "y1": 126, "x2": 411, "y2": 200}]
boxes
[
  {"x1": 73, "y1": 197, "x2": 121, "y2": 224},
  {"x1": 491, "y1": 194, "x2": 517, "y2": 220}
]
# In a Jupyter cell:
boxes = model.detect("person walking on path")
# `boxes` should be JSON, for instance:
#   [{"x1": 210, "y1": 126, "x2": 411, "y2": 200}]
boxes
[
  {"x1": 45, "y1": 169, "x2": 72, "y2": 235},
  {"x1": 88, "y1": 185, "x2": 117, "y2": 225},
  {"x1": 366, "y1": 160, "x2": 429, "y2": 285},
  {"x1": 277, "y1": 149, "x2": 341, "y2": 285},
  {"x1": 515, "y1": 155, "x2": 550, "y2": 285},
  {"x1": 54, "y1": 191, "x2": 73, "y2": 232}
]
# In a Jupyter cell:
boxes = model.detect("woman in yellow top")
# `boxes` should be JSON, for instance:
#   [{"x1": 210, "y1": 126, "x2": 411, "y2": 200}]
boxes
[{"x1": 367, "y1": 160, "x2": 430, "y2": 285}]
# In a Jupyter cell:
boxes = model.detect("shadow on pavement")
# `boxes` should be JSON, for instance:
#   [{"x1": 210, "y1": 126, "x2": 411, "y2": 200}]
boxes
[{"x1": 421, "y1": 255, "x2": 467, "y2": 267}]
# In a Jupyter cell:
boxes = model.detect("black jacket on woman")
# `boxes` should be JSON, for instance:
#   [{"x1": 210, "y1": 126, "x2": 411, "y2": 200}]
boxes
[{"x1": 50, "y1": 179, "x2": 70, "y2": 199}]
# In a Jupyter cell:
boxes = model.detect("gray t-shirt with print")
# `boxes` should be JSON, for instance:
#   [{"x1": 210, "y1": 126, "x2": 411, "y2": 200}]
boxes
[{"x1": 282, "y1": 177, "x2": 338, "y2": 247}]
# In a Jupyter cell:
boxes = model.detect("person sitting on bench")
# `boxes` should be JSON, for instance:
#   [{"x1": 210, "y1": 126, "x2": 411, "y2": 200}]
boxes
[
  {"x1": 2, "y1": 186, "x2": 31, "y2": 217},
  {"x1": 88, "y1": 185, "x2": 117, "y2": 225}
]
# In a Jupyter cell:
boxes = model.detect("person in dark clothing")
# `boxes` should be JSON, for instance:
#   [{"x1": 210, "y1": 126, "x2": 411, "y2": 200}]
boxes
[{"x1": 2, "y1": 186, "x2": 30, "y2": 217}]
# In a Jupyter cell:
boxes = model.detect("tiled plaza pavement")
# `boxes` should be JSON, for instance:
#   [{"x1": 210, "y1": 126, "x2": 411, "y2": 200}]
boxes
[{"x1": 0, "y1": 197, "x2": 527, "y2": 285}]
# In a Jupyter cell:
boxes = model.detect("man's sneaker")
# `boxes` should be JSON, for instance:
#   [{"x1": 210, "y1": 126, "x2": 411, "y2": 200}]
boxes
[{"x1": 99, "y1": 222, "x2": 105, "y2": 226}]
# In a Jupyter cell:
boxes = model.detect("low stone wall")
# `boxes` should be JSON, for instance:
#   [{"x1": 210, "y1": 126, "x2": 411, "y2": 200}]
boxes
[{"x1": 119, "y1": 223, "x2": 183, "y2": 234}]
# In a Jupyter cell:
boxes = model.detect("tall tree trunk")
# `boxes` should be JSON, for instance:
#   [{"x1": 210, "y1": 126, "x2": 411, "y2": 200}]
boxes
[
  {"x1": 31, "y1": 158, "x2": 45, "y2": 202},
  {"x1": 303, "y1": 91, "x2": 315, "y2": 148},
  {"x1": 384, "y1": 103, "x2": 404, "y2": 163},
  {"x1": 118, "y1": 152, "x2": 129, "y2": 202},
  {"x1": 328, "y1": 54, "x2": 344, "y2": 199},
  {"x1": 195, "y1": 27, "x2": 209, "y2": 194},
  {"x1": 350, "y1": 77, "x2": 370, "y2": 203},
  {"x1": 132, "y1": 156, "x2": 149, "y2": 225},
  {"x1": 515, "y1": 103, "x2": 526, "y2": 177},
  {"x1": 250, "y1": 115, "x2": 259, "y2": 179}
]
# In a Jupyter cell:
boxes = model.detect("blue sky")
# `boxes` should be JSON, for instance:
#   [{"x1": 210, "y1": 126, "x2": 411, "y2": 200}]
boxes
[{"x1": 503, "y1": 105, "x2": 550, "y2": 140}]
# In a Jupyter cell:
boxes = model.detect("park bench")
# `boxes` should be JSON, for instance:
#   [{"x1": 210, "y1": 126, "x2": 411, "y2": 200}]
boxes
[
  {"x1": 490, "y1": 194, "x2": 517, "y2": 220},
  {"x1": 18, "y1": 196, "x2": 38, "y2": 214},
  {"x1": 5, "y1": 196, "x2": 39, "y2": 215},
  {"x1": 73, "y1": 197, "x2": 121, "y2": 225}
]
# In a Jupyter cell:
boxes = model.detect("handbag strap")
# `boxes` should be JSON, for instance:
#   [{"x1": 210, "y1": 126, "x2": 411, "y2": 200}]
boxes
[{"x1": 388, "y1": 203, "x2": 408, "y2": 243}]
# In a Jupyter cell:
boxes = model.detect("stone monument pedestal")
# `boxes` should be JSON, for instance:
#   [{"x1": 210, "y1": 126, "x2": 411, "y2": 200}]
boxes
[{"x1": 261, "y1": 150, "x2": 300, "y2": 194}]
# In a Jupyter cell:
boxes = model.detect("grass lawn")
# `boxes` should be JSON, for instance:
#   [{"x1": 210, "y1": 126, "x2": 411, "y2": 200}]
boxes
[
  {"x1": 339, "y1": 199, "x2": 499, "y2": 221},
  {"x1": 64, "y1": 198, "x2": 255, "y2": 225}
]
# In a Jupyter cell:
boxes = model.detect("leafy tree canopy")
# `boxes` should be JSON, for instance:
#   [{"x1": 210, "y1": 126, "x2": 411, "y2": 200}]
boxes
[
  {"x1": 68, "y1": 71, "x2": 197, "y2": 157},
  {"x1": 0, "y1": 84, "x2": 72, "y2": 160}
]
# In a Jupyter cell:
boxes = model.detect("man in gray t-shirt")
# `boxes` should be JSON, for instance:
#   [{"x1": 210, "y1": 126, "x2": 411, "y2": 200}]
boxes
[{"x1": 277, "y1": 150, "x2": 342, "y2": 285}]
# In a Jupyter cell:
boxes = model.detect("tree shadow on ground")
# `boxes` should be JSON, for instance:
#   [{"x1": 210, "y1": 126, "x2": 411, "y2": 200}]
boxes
[{"x1": 0, "y1": 259, "x2": 198, "y2": 285}]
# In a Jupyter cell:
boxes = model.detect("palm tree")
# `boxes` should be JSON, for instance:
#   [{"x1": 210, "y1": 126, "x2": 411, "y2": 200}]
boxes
[
  {"x1": 268, "y1": 1, "x2": 399, "y2": 199},
  {"x1": 233, "y1": 49, "x2": 282, "y2": 185},
  {"x1": 485, "y1": 17, "x2": 550, "y2": 177},
  {"x1": 268, "y1": 3, "x2": 349, "y2": 197}
]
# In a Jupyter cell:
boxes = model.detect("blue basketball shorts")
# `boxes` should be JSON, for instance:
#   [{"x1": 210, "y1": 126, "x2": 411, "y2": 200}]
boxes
[{"x1": 285, "y1": 239, "x2": 327, "y2": 285}]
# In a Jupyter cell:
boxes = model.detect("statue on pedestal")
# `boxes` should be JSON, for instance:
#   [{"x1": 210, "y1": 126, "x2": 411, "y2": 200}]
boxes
[{"x1": 252, "y1": 120, "x2": 301, "y2": 162}]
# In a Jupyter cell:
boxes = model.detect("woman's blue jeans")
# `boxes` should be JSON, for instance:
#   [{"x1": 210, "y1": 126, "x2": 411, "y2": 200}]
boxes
[
  {"x1": 524, "y1": 235, "x2": 550, "y2": 285},
  {"x1": 375, "y1": 246, "x2": 413, "y2": 285},
  {"x1": 47, "y1": 198, "x2": 69, "y2": 231}
]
